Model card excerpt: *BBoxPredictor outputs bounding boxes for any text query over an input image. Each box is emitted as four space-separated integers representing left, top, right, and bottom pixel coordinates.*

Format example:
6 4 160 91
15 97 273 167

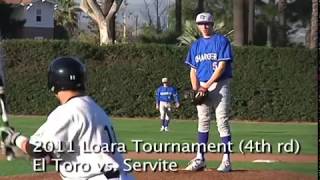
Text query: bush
1 40 317 121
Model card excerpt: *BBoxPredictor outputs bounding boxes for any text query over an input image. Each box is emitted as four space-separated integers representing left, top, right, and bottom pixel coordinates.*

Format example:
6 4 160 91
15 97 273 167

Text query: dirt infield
125 152 317 163
0 170 316 180
0 152 317 180
0 151 316 163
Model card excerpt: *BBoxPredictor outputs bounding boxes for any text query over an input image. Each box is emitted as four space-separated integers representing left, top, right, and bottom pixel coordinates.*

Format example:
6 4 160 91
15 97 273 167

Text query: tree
177 0 234 47
54 0 79 37
141 0 168 32
276 0 287 46
80 0 123 45
206 0 233 35
155 0 160 32
195 0 204 15
177 20 200 46
0 4 25 39
179 0 234 35
177 0 234 46
254 0 312 47
279 0 311 47
175 0 181 34
309 0 318 49
255 0 277 47
265 0 276 47
233 0 245 46
247 0 255 44
142 0 153 26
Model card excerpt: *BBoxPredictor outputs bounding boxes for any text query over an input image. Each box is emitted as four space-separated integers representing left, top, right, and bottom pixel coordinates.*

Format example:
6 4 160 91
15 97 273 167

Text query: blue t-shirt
185 33 233 82
156 86 179 105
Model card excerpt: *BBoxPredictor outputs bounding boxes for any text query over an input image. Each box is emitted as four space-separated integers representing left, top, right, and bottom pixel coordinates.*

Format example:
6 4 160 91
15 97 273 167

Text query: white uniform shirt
29 96 131 180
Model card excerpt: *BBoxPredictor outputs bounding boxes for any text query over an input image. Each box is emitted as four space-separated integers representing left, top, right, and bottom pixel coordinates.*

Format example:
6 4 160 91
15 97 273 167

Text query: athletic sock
221 135 232 162
164 119 170 128
161 119 165 127
196 131 209 160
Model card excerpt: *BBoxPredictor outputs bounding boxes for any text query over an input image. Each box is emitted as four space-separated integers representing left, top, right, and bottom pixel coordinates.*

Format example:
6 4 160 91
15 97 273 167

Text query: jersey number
212 61 218 70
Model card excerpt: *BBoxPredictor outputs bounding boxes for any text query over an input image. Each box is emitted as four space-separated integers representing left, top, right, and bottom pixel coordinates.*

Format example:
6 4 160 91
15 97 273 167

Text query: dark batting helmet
48 57 86 93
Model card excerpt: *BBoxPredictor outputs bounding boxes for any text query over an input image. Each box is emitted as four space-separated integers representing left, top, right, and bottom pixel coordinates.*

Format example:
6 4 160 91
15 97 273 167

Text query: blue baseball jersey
185 33 233 82
156 86 179 105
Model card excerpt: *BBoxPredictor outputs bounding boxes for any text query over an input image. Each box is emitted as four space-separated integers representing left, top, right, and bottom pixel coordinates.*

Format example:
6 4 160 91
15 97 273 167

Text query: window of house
36 9 42 22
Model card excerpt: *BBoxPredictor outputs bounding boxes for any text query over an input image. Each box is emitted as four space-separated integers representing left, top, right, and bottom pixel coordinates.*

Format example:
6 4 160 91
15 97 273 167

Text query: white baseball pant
197 78 231 137
159 101 172 121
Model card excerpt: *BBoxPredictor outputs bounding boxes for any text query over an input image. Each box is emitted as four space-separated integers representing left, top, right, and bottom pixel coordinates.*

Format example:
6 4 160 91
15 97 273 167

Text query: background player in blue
155 78 180 132
184 12 233 172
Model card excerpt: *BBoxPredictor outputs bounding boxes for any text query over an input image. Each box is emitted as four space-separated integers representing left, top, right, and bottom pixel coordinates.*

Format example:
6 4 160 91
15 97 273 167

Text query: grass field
0 115 317 177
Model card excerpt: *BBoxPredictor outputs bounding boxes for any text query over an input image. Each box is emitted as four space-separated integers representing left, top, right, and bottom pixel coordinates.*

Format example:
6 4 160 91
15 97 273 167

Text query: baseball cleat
160 126 165 132
6 154 14 161
164 127 169 132
184 158 206 171
217 160 232 172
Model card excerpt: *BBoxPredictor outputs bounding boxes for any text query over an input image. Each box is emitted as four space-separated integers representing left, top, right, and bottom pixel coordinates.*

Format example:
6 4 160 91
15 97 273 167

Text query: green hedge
1 40 317 121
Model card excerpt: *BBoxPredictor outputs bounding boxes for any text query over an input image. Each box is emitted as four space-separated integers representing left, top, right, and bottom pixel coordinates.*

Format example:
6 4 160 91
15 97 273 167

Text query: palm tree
277 0 287 46
206 0 233 36
156 0 161 32
178 0 234 46
177 20 200 46
248 0 255 44
175 0 182 34
177 20 233 46
54 0 79 37
309 0 318 49
195 0 204 15
233 0 245 46
257 0 277 47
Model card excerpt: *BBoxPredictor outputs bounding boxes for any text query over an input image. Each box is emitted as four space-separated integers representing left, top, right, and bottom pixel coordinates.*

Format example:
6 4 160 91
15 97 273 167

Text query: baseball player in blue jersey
156 78 180 132
184 12 233 172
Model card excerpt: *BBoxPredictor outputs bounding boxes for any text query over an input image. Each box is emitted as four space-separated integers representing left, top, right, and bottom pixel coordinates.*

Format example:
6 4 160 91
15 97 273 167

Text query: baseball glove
191 89 208 105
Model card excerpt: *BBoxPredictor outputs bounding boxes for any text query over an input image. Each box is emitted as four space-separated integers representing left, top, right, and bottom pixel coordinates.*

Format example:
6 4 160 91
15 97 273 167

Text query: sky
116 0 175 29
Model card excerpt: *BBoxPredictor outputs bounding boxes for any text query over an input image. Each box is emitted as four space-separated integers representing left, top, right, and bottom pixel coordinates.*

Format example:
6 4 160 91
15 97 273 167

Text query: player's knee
160 114 166 120
217 120 231 137
216 117 229 127
197 110 210 121
216 112 230 123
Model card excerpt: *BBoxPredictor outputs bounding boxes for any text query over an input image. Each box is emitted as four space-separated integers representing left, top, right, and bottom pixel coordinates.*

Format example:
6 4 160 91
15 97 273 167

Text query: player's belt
103 170 120 179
